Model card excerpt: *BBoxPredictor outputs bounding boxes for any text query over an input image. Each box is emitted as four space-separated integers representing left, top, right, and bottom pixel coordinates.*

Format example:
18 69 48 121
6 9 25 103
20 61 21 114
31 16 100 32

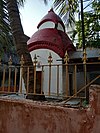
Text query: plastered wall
0 85 100 133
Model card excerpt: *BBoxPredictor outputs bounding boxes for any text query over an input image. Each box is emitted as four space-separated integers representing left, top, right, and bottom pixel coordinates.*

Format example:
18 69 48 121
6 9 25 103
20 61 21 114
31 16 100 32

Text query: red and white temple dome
27 9 76 58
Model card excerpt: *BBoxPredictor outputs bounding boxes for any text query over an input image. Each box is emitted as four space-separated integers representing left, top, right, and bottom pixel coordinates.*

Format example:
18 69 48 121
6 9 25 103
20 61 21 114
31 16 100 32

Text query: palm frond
0 0 14 53
53 0 78 27
17 0 26 7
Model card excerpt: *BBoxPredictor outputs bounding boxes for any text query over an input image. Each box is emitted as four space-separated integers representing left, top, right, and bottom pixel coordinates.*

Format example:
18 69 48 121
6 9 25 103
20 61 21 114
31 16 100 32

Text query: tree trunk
6 0 45 100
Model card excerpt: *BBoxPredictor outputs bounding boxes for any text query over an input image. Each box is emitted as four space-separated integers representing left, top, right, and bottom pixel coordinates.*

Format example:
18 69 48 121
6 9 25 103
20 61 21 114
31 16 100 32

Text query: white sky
19 0 53 37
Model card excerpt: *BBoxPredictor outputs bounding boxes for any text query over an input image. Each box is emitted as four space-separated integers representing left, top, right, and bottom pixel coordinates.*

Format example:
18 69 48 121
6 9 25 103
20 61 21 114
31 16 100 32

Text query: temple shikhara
27 9 76 57
27 9 76 95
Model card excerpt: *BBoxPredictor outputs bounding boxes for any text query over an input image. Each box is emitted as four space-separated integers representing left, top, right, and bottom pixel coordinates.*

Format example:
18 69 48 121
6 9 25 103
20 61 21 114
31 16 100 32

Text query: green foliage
51 0 100 48
53 0 78 26
0 0 14 56
75 0 100 48
0 0 25 57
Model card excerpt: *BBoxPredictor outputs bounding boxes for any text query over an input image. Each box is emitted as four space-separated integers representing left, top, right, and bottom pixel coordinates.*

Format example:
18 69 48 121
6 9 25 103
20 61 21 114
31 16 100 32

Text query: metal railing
0 52 100 104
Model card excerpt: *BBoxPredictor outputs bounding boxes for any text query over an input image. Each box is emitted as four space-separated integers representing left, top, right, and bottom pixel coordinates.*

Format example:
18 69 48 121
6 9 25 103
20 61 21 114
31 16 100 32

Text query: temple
27 9 100 96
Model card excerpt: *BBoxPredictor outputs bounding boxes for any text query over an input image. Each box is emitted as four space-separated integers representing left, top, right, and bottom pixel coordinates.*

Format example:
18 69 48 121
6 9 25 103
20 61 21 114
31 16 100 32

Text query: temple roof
37 9 65 30
27 9 76 58
28 29 76 58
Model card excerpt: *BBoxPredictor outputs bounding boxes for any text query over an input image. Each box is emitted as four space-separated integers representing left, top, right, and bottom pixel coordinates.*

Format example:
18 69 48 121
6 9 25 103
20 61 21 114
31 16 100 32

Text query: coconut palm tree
0 0 13 56
6 0 45 100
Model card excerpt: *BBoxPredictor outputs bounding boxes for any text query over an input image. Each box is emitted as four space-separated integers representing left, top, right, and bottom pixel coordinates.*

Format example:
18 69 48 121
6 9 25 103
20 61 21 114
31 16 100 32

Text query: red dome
27 9 76 58
37 9 65 31
27 28 76 58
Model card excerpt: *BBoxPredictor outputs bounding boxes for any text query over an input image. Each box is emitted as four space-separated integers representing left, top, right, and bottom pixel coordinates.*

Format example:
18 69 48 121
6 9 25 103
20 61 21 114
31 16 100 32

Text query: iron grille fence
0 55 100 104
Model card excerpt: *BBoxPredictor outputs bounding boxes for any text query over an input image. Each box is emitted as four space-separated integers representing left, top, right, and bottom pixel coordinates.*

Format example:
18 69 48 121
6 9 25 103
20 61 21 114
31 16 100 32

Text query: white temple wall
30 49 63 95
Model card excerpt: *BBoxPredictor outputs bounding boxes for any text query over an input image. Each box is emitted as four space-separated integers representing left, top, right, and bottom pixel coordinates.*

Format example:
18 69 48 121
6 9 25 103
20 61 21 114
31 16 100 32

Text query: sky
19 0 53 37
